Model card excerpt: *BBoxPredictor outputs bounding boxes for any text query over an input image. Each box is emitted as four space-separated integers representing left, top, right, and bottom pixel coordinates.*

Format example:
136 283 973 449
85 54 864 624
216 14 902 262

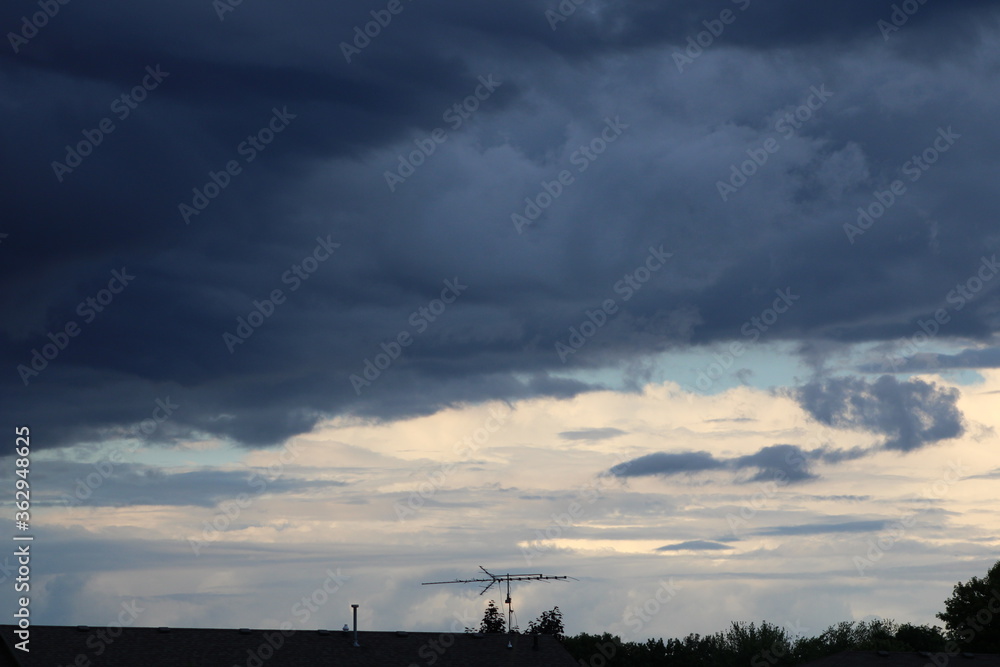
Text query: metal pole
352 604 359 647
506 575 512 634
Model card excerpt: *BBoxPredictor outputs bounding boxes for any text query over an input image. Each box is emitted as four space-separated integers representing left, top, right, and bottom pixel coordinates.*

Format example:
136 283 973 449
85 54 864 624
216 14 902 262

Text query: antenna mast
422 566 574 634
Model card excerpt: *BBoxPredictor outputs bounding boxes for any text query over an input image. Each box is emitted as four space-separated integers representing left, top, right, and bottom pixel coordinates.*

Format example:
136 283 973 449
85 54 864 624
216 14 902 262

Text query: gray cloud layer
559 427 628 441
23 460 347 509
656 540 734 551
752 520 887 536
611 373 963 484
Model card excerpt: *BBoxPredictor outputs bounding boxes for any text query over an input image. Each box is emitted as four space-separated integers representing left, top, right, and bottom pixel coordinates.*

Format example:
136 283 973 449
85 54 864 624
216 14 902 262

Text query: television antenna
422 566 574 634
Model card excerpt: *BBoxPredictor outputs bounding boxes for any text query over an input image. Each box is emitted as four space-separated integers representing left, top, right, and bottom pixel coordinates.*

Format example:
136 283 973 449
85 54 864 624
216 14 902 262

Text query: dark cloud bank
1 0 998 450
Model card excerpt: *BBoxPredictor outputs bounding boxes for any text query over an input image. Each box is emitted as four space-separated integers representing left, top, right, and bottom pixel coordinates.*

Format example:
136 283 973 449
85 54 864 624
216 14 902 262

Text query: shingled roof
0 625 579 667
797 650 1000 667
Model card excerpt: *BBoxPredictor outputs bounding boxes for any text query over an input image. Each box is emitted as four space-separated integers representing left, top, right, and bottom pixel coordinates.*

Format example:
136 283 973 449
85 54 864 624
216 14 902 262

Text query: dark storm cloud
733 444 818 483
559 427 627 441
609 443 869 483
2 0 999 449
793 375 964 451
656 540 733 551
610 451 725 477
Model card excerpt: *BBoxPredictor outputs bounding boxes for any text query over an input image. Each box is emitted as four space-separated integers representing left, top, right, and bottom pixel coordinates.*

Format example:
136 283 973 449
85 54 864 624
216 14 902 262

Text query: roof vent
317 629 329 635
76 626 89 632
157 627 170 633
239 628 252 634
396 631 409 637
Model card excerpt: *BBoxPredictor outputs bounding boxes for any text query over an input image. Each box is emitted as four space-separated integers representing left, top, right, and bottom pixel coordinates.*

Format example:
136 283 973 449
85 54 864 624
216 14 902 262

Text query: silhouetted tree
526 606 564 638
894 622 946 652
937 559 1000 652
791 619 913 662
465 599 506 634
724 621 795 667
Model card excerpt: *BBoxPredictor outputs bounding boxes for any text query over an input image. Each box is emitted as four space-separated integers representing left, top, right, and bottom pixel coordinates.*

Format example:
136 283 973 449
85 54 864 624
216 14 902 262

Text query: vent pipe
352 604 360 647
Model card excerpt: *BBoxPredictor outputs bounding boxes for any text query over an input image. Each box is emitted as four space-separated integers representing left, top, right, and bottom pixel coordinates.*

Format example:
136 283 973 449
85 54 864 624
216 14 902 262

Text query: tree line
468 560 1000 665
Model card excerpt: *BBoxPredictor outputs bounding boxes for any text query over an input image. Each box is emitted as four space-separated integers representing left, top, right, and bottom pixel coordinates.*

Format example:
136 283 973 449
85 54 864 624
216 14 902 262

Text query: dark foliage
465 600 506 634
563 618 950 666
937 560 1000 652
527 606 565 638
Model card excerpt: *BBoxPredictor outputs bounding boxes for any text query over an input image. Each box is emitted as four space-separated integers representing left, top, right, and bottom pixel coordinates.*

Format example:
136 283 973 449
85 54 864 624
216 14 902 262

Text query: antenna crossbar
421 566 574 634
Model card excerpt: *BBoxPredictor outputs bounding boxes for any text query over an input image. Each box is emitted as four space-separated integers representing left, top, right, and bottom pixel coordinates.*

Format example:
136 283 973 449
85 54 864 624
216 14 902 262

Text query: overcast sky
2 0 999 643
